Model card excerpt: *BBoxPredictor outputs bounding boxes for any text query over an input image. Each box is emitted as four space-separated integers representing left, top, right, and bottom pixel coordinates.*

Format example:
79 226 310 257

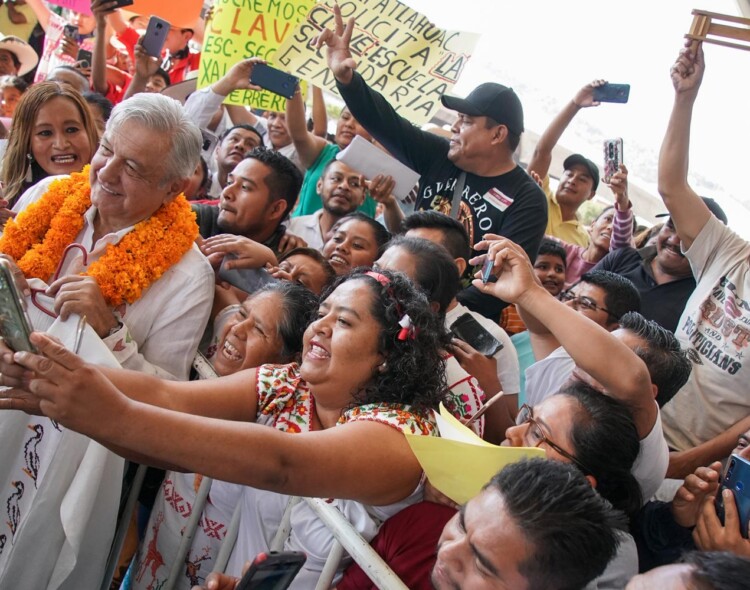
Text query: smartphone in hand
715 454 750 538
593 83 630 104
218 255 277 294
0 260 36 353
450 312 503 357
603 138 623 184
142 16 170 58
76 48 93 68
250 63 299 99
236 551 307 590
62 24 79 39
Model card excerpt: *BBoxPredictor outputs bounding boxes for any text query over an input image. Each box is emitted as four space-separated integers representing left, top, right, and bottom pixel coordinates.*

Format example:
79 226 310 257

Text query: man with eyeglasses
593 198 727 333
474 238 688 504
524 269 640 409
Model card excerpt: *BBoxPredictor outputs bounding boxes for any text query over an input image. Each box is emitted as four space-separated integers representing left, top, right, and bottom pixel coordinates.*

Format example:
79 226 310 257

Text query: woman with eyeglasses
472 235 658 589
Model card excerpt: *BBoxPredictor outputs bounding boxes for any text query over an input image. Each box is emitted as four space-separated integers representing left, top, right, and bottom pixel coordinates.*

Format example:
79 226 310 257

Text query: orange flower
0 166 198 307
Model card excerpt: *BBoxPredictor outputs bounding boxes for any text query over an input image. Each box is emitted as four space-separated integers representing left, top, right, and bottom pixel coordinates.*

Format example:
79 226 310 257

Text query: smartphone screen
450 312 503 357
0 262 36 353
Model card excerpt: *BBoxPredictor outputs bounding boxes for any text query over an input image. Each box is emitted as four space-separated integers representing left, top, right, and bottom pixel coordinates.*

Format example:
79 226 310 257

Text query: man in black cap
314 5 547 320
527 79 629 247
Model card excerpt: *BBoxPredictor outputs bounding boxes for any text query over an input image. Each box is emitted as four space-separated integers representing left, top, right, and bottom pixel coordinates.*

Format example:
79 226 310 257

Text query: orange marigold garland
0 166 198 307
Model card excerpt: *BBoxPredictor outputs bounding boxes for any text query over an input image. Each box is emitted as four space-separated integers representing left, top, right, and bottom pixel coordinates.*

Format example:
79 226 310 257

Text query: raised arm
285 87 328 168
473 236 656 438
311 85 329 138
658 42 712 250
24 0 51 32
90 0 113 95
527 80 605 179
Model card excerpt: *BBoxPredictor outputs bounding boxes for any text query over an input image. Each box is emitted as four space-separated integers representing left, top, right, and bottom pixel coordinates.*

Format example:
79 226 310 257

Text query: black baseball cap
564 154 600 192
656 196 728 225
441 83 524 136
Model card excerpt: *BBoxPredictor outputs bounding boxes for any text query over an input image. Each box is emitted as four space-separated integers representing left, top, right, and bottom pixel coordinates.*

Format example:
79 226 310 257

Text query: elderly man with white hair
0 92 213 588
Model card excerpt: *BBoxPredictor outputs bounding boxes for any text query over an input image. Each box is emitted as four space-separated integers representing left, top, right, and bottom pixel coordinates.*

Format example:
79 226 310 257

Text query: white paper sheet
336 135 420 201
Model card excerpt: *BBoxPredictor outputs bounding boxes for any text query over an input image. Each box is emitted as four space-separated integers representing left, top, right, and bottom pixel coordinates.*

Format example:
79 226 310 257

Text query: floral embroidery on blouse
254 363 437 436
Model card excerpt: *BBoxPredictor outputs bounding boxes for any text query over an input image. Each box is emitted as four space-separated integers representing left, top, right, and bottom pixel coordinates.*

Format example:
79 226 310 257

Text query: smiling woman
0 82 98 211
2 269 452 588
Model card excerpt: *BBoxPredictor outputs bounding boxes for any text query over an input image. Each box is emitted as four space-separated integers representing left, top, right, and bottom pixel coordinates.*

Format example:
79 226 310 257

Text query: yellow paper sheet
405 435 545 505
405 402 545 504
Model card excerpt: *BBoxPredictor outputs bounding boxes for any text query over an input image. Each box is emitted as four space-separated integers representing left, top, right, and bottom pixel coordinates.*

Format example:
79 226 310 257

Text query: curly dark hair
320 269 449 414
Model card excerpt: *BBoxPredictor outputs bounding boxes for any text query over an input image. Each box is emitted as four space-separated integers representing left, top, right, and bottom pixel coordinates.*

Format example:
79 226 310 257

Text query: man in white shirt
287 160 365 251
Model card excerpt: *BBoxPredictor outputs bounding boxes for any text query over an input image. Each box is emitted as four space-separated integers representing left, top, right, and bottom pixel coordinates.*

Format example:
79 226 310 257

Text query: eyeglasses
515 404 592 475
559 289 618 320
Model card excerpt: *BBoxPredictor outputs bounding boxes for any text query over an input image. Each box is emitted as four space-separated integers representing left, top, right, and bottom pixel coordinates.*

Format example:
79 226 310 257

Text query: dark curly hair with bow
320 268 450 414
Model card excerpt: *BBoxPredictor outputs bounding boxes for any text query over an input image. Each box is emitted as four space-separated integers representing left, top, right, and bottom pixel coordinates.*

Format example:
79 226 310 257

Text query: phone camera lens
156 24 163 29
737 482 745 493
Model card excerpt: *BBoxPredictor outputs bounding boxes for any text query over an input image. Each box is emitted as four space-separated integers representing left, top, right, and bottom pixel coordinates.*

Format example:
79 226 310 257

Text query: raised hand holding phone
142 16 170 58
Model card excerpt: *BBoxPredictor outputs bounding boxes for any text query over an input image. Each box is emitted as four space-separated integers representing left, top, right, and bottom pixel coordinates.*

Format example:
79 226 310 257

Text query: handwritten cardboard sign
275 0 479 124
198 0 315 112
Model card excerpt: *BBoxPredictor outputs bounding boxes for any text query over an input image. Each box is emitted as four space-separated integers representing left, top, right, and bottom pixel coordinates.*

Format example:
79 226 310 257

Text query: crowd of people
0 1 748 589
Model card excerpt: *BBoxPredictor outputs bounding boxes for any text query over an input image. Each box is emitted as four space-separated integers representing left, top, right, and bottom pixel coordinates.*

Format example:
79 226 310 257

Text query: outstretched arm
527 80 605 179
658 42 712 250
9 334 421 505
472 236 656 438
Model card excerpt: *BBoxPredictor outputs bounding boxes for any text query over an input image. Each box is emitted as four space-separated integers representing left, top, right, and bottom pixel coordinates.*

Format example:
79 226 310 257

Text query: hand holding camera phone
450 312 504 357
592 83 630 104
250 63 299 99
715 454 750 538
0 260 36 353
218 255 277 294
236 551 307 590
603 138 623 184
142 16 170 58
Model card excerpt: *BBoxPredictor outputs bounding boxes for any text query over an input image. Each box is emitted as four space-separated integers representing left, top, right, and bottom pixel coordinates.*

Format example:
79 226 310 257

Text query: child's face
533 254 566 296
1 87 22 117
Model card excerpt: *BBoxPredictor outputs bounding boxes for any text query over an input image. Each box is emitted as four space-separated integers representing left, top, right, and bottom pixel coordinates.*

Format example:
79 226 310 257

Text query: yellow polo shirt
543 174 590 247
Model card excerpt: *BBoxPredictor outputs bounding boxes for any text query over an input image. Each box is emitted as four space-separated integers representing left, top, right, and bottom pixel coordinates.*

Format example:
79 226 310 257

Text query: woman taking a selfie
2 269 450 588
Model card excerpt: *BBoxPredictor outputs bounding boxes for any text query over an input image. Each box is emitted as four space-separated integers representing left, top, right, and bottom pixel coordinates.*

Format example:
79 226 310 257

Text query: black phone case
450 312 503 357
593 83 630 104
250 64 299 99
236 551 307 590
